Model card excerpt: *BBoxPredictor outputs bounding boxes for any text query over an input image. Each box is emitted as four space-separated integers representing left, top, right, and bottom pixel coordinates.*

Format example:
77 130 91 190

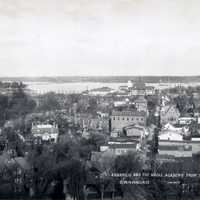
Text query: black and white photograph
1 0 200 199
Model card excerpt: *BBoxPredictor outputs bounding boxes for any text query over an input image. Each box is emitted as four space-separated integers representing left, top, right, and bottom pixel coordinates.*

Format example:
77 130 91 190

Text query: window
127 118 129 121
122 118 124 120
113 117 115 120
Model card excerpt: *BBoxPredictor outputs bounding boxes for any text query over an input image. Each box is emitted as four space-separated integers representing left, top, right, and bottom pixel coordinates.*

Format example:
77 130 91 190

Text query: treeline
0 87 36 126
0 81 26 89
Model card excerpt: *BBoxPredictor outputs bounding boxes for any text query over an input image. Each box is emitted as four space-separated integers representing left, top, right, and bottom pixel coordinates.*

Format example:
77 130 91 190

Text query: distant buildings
31 123 59 143
111 110 147 131
88 87 115 96
129 82 155 96
117 80 155 97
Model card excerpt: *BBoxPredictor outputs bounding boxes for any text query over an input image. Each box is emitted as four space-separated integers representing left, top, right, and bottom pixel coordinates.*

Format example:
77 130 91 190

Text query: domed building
129 80 155 96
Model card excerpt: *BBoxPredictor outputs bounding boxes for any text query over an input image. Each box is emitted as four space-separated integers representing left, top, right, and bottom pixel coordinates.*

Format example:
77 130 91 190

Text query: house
31 123 59 143
159 131 183 141
160 104 180 125
111 110 147 131
134 96 148 113
163 123 190 137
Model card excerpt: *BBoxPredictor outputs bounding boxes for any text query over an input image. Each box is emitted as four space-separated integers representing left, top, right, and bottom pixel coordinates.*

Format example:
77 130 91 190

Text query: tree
114 153 142 173
67 159 86 200
0 94 8 125
37 92 61 111
87 133 107 151
28 146 57 196
113 153 147 200
7 87 36 119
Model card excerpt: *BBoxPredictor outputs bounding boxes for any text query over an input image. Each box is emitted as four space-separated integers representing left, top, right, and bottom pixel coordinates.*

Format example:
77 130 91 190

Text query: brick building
111 110 146 131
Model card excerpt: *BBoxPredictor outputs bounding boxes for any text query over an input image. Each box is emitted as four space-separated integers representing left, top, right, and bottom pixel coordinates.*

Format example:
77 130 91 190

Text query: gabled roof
161 104 179 115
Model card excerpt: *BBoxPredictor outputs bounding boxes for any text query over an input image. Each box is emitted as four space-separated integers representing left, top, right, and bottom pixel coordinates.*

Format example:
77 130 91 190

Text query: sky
1 0 200 77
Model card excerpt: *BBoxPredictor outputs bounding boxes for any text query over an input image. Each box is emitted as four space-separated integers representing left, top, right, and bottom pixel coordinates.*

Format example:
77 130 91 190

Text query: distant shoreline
1 76 200 83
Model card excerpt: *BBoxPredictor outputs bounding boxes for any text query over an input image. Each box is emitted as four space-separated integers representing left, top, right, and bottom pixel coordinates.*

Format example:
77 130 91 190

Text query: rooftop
123 124 145 131
159 143 192 149
112 110 146 117
32 123 59 134
109 143 137 149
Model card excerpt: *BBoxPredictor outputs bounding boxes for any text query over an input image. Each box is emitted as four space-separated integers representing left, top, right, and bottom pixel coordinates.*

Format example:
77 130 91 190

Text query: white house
31 124 59 143
159 131 183 141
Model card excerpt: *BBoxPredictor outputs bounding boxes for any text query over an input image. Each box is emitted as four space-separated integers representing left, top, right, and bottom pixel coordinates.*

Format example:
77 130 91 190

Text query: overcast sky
1 0 200 76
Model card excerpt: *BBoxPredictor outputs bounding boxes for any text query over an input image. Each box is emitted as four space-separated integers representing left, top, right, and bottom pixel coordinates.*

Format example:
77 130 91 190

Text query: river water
25 81 200 94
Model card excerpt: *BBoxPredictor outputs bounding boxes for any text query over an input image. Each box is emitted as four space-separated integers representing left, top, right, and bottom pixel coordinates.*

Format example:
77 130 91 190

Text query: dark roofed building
100 142 138 156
